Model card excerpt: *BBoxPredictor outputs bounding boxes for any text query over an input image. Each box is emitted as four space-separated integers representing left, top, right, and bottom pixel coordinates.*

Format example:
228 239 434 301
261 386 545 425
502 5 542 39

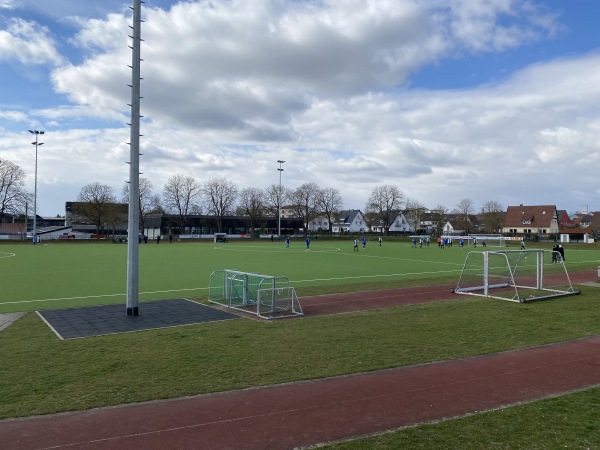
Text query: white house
370 211 414 233
388 212 413 233
332 210 367 233
307 214 331 232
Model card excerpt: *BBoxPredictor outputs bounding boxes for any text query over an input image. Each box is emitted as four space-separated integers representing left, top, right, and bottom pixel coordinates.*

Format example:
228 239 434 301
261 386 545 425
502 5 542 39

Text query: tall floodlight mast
126 0 144 316
277 160 285 238
28 130 44 244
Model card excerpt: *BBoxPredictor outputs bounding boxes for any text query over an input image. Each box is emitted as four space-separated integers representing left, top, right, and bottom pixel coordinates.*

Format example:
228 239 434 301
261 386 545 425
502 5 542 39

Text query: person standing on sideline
520 239 525 250
169 234 173 243
552 244 559 263
285 236 290 248
305 236 310 250
156 235 161 244
353 238 359 252
558 245 565 262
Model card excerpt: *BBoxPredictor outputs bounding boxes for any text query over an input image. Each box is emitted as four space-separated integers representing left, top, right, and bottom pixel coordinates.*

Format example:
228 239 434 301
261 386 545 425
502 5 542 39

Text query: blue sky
1 0 600 216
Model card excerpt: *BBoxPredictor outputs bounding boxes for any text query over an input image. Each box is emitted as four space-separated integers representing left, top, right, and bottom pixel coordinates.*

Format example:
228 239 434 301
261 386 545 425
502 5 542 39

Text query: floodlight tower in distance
277 160 285 239
28 130 44 244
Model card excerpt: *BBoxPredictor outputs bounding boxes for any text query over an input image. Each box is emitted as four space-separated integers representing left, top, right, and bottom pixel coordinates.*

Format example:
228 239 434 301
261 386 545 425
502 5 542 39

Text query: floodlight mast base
126 0 143 317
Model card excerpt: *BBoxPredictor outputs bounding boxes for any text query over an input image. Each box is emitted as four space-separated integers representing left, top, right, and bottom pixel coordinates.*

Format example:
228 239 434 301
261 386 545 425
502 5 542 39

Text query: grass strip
325 386 600 449
1 289 599 419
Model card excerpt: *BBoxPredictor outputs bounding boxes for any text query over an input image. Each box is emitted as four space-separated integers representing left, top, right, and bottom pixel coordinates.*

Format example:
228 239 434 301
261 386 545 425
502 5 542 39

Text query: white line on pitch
0 287 209 306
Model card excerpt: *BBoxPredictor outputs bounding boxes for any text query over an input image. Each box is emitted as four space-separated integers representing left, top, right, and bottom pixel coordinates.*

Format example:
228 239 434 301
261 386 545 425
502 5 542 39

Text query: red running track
1 271 598 449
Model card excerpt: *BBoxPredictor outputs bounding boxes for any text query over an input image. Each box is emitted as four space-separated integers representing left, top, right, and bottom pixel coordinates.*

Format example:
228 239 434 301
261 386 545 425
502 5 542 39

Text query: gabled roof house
370 211 414 233
332 210 366 233
502 205 559 235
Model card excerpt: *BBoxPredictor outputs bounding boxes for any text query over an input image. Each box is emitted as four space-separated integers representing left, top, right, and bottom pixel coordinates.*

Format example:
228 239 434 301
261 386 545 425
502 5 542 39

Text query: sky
1 0 599 217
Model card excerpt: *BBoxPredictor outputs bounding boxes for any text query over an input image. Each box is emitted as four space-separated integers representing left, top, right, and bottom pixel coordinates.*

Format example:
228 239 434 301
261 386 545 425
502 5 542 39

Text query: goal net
453 249 580 302
208 269 303 319
468 234 506 247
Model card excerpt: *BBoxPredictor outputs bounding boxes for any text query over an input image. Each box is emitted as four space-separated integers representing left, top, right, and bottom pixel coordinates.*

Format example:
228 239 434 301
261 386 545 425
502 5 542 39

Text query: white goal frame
452 249 580 303
468 234 506 247
208 269 303 319
257 286 303 319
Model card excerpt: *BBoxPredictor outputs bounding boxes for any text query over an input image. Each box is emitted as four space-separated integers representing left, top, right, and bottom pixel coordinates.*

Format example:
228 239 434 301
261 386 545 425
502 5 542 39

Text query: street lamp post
277 160 285 239
28 130 44 244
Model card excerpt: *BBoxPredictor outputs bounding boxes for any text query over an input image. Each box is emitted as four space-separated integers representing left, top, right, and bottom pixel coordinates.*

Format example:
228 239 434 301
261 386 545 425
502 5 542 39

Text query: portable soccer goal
468 234 506 247
452 249 580 302
208 269 303 319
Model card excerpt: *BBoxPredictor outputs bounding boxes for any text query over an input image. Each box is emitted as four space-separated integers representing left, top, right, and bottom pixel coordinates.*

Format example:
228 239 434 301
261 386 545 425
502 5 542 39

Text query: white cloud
441 0 564 53
3 0 600 216
0 0 18 10
0 18 64 65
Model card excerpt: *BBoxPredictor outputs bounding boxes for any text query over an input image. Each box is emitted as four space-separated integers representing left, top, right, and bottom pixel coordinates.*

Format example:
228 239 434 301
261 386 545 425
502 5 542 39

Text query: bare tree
75 182 118 233
264 183 291 218
456 198 475 234
162 174 201 234
0 158 29 220
237 187 265 236
430 204 448 236
202 177 238 233
365 185 404 235
404 197 426 234
291 182 321 237
122 177 161 233
316 187 343 234
362 208 379 233
480 200 505 233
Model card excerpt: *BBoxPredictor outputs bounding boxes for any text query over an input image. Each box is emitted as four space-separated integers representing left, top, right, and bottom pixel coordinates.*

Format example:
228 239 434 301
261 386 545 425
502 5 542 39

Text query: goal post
453 249 580 302
208 269 303 319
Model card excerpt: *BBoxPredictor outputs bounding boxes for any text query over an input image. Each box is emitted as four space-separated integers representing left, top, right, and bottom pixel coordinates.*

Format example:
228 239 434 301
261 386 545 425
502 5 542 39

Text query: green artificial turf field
1 238 600 448
1 239 599 313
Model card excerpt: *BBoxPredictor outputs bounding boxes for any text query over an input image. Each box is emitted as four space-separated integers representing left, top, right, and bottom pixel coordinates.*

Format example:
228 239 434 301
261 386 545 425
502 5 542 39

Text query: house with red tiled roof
556 210 573 229
501 205 559 236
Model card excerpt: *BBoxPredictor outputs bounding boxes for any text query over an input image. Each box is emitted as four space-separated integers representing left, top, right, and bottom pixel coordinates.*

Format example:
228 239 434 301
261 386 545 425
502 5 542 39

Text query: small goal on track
208 269 303 319
452 249 580 303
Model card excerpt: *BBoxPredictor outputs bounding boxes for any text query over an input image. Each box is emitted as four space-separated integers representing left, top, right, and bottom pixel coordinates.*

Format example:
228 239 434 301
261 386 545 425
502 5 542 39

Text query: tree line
73 175 505 236
0 157 505 236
